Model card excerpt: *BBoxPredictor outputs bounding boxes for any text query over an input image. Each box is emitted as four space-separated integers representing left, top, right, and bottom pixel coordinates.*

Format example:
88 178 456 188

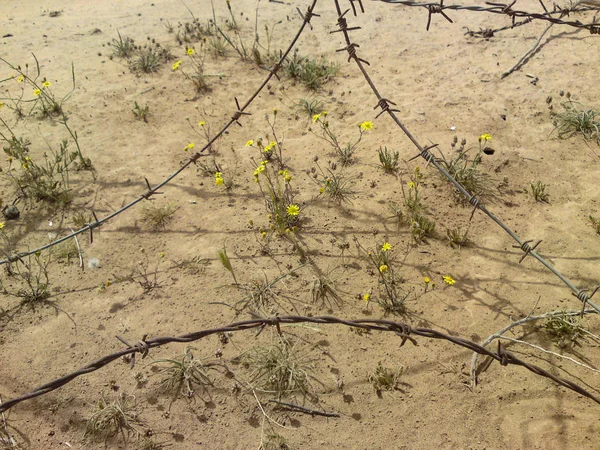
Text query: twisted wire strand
1 314 599 413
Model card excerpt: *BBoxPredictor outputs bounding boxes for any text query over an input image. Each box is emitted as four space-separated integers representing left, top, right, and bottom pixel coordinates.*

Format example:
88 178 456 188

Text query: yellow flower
245 140 254 147
187 48 195 55
254 165 265 176
183 142 194 151
33 89 41 96
215 176 224 186
273 108 278 115
443 275 456 286
312 113 321 123
319 187 325 194
286 204 300 217
408 181 415 189
158 252 165 258
22 162 29 169
17 75 24 83
379 264 388 273
198 121 206 127
261 231 267 238
42 81 51 88
424 277 431 284
363 293 370 303
479 133 492 142
359 121 374 131
261 160 269 166
263 141 276 152
172 60 182 71
0 222 4 229
381 242 392 252
322 111 328 116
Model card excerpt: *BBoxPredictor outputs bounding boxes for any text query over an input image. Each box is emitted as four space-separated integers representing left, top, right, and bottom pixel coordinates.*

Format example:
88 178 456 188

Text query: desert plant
172 47 210 95
446 227 470 249
529 181 549 203
309 159 357 204
283 49 339 91
84 394 144 442
294 97 324 119
217 243 237 284
543 313 588 349
140 202 178 230
548 92 600 143
589 216 600 234
310 267 343 309
53 238 80 263
243 337 316 399
132 102 150 122
130 42 173 73
368 361 404 394
0 252 52 306
437 135 496 203
153 347 217 401
311 113 372 166
108 31 136 58
378 146 399 173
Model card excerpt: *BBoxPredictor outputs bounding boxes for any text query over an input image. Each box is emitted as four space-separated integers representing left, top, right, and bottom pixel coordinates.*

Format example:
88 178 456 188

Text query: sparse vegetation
132 101 150 122
378 146 399 173
243 337 316 399
543 313 588 349
589 215 600 234
140 202 178 230
84 394 144 442
153 347 217 401
283 49 339 91
548 92 600 144
368 361 404 394
529 180 549 203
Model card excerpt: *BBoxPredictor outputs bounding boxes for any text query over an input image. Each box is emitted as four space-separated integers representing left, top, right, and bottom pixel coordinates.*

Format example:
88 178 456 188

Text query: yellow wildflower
261 160 269 166
199 121 206 127
33 89 41 96
322 111 328 116
381 242 392 252
273 108 278 115
363 293 370 303
215 176 224 186
408 181 415 189
286 204 300 217
479 133 492 142
172 60 182 71
17 75 24 83
312 113 321 123
424 277 431 284
0 222 4 229
359 121 374 131
187 48 195 55
261 231 267 238
443 275 456 286
158 252 165 258
379 264 388 273
42 81 51 88
22 162 28 169
245 140 254 147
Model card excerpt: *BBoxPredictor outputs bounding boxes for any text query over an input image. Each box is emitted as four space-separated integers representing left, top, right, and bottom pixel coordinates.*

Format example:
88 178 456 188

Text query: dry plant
84 394 144 442
437 135 497 204
309 158 357 204
242 336 317 399
368 361 404 395
310 266 343 309
153 347 217 401
140 202 178 230
446 227 470 249
542 313 588 349
0 252 52 306
132 101 150 122
547 92 600 144
529 180 549 203
52 238 80 263
589 215 600 234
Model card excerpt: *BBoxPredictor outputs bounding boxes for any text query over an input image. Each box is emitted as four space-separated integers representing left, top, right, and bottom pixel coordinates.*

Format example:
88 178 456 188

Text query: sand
1 0 600 448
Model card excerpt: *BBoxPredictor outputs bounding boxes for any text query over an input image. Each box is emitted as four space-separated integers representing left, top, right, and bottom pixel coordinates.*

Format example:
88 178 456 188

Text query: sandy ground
1 0 600 448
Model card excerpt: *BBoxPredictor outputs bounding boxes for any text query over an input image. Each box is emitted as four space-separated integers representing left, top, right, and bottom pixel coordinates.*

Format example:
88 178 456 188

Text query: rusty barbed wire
0 0 321 265
378 0 600 33
332 0 600 314
463 2 599 37
1 314 599 413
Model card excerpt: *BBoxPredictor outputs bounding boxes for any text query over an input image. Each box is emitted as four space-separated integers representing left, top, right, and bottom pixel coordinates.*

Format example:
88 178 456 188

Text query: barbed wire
1 313 599 413
378 0 600 33
332 0 600 313
0 0 320 266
